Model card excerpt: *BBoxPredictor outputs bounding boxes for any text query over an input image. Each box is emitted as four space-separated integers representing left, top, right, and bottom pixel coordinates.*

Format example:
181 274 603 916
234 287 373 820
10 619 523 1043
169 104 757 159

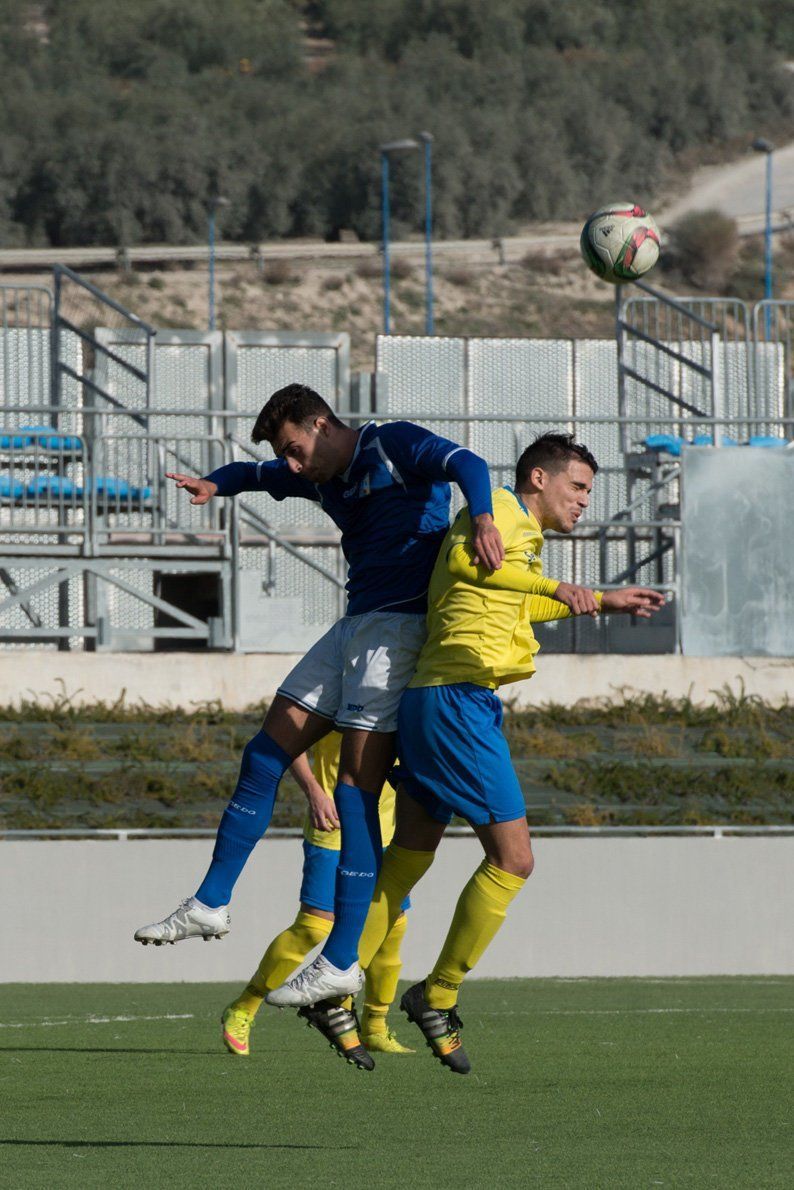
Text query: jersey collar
506 485 542 532
340 421 376 482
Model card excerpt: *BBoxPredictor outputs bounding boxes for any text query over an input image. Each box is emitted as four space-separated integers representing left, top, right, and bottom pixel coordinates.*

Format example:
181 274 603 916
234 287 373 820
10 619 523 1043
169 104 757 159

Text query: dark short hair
251 383 343 444
515 432 598 487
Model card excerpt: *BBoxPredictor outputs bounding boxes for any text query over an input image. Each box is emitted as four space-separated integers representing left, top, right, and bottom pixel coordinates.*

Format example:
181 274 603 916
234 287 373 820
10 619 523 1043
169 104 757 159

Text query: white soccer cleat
134 897 230 945
265 954 364 1007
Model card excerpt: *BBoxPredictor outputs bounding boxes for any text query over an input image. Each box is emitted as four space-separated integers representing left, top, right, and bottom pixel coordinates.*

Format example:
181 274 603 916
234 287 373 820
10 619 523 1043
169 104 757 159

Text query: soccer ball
580 203 661 284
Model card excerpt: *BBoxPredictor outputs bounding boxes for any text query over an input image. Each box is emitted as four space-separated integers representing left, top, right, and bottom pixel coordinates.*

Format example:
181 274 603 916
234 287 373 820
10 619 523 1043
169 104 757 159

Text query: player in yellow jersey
353 433 664 1073
221 731 413 1069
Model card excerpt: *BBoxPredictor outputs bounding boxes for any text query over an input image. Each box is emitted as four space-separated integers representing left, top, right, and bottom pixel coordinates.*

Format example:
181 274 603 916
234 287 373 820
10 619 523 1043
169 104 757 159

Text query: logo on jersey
342 473 371 499
346 702 365 712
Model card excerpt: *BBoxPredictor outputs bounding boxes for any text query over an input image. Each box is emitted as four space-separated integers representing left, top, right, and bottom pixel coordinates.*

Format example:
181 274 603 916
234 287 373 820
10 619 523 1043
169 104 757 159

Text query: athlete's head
251 384 353 483
515 432 598 533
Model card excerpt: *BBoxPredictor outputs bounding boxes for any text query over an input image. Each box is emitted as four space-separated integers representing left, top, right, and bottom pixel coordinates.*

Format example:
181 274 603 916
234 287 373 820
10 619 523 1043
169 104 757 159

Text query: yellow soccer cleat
362 1026 415 1055
221 1003 255 1057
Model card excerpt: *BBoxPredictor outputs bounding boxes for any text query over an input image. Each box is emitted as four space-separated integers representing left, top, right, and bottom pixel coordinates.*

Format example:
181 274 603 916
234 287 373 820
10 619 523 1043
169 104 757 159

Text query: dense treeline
0 0 792 247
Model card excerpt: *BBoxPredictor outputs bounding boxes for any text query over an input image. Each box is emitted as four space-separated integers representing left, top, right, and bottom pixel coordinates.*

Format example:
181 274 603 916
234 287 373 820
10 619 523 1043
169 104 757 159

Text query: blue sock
322 783 382 971
195 730 292 908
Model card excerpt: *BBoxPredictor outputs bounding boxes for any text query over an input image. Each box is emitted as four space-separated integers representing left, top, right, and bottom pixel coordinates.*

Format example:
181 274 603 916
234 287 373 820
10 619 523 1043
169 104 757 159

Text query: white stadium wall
2 837 792 982
2 651 794 709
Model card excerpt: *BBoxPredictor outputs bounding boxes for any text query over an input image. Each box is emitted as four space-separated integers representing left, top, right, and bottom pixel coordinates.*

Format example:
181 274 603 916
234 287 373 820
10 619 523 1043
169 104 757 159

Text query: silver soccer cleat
134 897 230 945
265 954 364 1007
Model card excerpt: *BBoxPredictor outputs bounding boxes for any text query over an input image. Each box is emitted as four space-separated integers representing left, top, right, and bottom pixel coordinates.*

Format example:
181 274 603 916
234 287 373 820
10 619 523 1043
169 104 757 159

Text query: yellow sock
364 912 408 1015
426 861 526 1010
359 845 435 968
244 910 333 1006
361 1005 388 1036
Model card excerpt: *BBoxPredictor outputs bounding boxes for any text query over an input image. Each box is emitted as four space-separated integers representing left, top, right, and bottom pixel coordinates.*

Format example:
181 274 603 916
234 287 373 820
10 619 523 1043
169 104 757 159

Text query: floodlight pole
752 138 774 338
419 131 434 335
208 196 230 332
379 139 419 335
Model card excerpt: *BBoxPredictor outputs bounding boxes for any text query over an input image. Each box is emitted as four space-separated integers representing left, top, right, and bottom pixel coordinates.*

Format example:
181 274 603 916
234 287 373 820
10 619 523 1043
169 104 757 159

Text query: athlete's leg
320 727 395 971
195 698 332 908
425 817 532 1010
135 699 333 945
358 788 445 968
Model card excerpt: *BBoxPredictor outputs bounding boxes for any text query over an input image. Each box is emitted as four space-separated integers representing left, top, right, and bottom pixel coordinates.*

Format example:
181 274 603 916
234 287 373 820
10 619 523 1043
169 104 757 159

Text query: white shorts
277 610 427 733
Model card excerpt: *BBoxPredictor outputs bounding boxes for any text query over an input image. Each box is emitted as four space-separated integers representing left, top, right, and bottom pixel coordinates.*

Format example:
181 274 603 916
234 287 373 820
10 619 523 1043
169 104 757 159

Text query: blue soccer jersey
206 420 492 616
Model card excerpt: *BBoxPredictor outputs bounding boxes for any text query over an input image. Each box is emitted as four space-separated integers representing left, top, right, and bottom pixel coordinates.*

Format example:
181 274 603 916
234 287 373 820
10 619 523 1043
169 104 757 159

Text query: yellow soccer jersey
303 730 397 850
409 486 585 690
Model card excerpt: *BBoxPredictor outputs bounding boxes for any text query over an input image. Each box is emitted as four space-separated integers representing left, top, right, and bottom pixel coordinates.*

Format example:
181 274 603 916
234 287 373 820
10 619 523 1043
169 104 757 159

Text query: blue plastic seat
690 434 740 448
26 476 81 499
85 477 152 501
0 477 24 500
0 425 83 452
747 435 788 448
644 434 685 457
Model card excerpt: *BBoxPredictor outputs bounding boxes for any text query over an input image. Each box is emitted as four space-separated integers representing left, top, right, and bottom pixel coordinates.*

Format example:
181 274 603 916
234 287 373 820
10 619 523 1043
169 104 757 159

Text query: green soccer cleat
399 981 471 1074
298 999 375 1071
221 1003 255 1056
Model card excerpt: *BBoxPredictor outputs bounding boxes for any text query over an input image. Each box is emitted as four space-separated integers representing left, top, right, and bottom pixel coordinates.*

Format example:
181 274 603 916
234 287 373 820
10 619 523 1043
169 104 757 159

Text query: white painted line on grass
0 1012 195 1030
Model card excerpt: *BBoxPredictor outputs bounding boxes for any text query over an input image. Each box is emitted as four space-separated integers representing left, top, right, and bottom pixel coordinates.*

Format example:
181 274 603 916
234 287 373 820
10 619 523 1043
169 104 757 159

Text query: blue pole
423 136 434 335
208 208 216 332
381 152 391 335
764 150 773 337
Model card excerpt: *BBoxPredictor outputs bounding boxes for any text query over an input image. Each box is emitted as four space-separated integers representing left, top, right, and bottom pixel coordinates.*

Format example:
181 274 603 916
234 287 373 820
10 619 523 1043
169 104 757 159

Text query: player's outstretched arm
378 422 504 568
165 472 218 505
447 543 599 612
290 752 340 832
600 587 665 618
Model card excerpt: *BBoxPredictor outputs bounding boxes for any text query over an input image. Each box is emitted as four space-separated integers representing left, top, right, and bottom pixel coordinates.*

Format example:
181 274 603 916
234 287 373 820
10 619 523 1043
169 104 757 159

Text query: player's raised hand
471 513 505 570
165 472 218 505
601 587 665 618
554 581 600 617
306 786 341 832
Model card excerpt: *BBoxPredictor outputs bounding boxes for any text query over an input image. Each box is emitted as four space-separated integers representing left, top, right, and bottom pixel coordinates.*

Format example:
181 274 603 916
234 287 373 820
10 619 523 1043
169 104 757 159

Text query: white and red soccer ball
580 203 661 284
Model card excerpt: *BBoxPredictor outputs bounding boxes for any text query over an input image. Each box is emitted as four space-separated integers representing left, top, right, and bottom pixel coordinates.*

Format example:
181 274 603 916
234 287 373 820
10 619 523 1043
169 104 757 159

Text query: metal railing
2 825 790 840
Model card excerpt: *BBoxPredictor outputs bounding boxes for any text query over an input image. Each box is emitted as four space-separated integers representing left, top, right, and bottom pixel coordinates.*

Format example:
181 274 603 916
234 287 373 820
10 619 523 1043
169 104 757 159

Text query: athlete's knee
489 844 534 880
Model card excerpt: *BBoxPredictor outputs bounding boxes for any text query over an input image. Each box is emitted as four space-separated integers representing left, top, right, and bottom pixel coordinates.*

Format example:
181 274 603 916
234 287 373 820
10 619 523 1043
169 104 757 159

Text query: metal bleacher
0 267 790 654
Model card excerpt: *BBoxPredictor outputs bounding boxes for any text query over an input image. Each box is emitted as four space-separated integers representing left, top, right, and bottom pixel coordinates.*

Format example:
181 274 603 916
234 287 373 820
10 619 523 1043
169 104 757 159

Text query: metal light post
419 131 434 335
752 138 774 337
379 139 419 335
208 195 230 331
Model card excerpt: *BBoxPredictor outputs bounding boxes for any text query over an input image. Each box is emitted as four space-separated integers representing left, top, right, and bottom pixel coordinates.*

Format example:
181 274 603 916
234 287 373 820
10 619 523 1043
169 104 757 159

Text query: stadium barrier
1 275 792 654
2 833 791 981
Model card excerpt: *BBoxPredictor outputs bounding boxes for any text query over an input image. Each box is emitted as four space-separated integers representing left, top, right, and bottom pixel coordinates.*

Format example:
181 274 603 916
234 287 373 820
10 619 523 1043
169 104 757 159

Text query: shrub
390 256 413 280
668 209 739 290
264 259 295 286
445 265 474 287
355 257 382 280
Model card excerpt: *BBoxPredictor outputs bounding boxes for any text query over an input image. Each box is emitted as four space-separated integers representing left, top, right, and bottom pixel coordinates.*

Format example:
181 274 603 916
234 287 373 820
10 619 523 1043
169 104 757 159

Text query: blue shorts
396 684 526 827
299 840 410 914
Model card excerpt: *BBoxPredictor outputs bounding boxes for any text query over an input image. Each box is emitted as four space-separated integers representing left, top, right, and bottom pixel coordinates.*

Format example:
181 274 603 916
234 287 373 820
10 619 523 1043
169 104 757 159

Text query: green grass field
2 979 791 1188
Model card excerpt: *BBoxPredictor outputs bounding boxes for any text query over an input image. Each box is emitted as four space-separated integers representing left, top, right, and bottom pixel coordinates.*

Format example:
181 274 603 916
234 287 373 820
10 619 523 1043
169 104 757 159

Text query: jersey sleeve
446 498 560 597
204 458 320 502
527 590 603 622
377 421 493 517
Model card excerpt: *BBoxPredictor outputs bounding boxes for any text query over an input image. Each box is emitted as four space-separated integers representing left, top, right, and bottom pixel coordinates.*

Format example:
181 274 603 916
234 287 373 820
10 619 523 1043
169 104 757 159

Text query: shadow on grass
0 1139 354 1151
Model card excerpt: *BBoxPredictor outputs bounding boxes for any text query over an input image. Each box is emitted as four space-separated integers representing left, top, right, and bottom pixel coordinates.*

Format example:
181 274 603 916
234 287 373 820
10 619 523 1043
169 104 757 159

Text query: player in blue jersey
133 383 508 1007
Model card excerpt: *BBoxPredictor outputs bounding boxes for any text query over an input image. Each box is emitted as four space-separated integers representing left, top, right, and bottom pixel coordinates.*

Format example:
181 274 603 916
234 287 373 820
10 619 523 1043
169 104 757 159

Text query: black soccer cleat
400 981 471 1074
297 999 375 1071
